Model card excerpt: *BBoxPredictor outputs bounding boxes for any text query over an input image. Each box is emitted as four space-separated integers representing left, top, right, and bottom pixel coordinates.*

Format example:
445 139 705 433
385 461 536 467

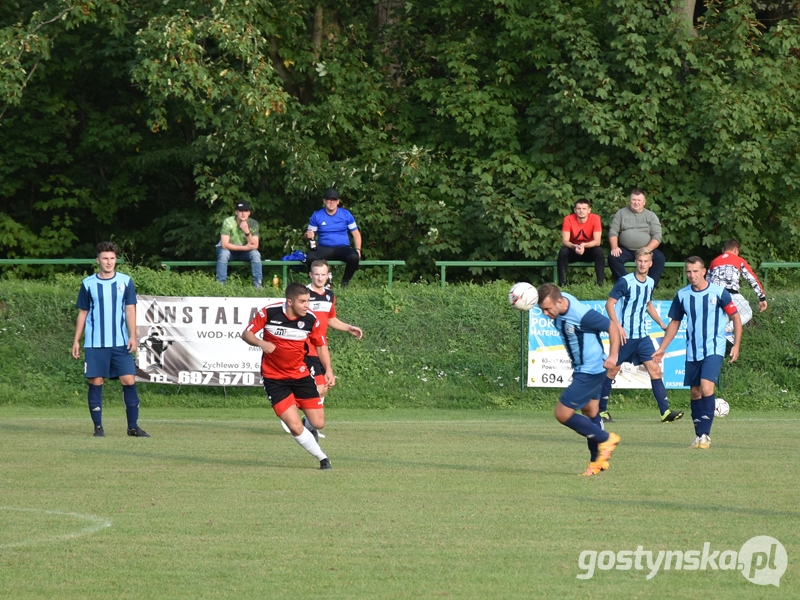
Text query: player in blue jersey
304 189 362 287
537 283 622 476
599 248 684 424
72 242 149 438
652 257 741 449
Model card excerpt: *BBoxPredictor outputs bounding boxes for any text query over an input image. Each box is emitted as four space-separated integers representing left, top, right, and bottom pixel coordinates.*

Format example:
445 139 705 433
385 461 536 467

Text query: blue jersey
552 293 611 375
667 283 737 361
77 272 137 348
308 207 358 247
609 273 654 340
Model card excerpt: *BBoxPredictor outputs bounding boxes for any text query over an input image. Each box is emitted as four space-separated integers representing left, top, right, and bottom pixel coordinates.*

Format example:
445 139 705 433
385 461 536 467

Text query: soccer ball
509 282 538 311
714 398 730 417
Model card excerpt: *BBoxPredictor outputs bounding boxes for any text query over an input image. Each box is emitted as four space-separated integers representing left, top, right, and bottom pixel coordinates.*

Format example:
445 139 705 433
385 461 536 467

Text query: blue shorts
559 371 607 410
617 337 656 366
84 346 136 379
684 355 724 387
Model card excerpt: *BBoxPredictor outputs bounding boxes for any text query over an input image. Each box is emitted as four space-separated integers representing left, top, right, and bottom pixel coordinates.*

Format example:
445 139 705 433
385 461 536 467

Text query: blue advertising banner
526 300 688 390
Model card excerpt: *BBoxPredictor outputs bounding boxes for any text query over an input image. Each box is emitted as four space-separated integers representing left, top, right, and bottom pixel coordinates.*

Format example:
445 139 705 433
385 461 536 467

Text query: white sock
293 428 327 460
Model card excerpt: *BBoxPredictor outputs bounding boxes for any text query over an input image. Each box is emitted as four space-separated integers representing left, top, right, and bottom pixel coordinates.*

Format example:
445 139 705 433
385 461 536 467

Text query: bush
0 270 798 410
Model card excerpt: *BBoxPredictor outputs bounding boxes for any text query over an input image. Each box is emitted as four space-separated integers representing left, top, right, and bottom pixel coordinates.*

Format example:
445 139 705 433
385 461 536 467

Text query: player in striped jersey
243 282 335 469
652 257 742 449
72 242 149 438
599 248 684 423
537 284 622 476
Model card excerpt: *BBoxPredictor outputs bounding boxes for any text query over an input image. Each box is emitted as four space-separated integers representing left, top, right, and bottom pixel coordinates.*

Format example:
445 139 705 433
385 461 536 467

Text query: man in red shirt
242 282 335 469
557 199 605 286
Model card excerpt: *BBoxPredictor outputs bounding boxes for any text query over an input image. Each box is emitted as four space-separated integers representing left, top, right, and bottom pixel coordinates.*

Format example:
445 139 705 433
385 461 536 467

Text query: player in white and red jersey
707 239 767 342
242 282 335 469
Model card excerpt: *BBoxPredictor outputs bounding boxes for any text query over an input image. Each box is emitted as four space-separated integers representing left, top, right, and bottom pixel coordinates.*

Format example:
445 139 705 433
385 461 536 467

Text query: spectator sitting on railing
707 239 767 343
304 189 361 288
216 201 262 289
608 188 666 287
557 198 605 286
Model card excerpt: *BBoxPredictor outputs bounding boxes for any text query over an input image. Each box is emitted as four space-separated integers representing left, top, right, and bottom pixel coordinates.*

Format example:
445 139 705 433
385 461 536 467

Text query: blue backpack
281 250 307 271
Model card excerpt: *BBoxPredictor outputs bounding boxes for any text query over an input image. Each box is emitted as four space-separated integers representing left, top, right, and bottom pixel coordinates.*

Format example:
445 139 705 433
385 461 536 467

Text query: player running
537 284 622 476
653 257 742 450
279 259 363 439
243 282 335 469
598 248 684 424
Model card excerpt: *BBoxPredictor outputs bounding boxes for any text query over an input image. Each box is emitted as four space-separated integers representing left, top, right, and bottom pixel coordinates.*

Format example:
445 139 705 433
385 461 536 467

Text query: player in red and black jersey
242 282 335 469
306 260 363 394
275 260 364 440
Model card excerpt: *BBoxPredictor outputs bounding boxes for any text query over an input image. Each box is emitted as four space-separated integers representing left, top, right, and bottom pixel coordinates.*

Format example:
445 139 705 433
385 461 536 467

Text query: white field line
0 507 111 550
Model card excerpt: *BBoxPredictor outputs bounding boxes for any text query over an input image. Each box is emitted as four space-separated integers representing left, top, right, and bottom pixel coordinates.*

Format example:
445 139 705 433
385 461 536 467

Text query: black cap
323 189 339 200
235 201 251 211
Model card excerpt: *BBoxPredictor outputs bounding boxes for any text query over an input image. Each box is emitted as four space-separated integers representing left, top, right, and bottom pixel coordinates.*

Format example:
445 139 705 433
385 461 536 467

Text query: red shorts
262 376 323 416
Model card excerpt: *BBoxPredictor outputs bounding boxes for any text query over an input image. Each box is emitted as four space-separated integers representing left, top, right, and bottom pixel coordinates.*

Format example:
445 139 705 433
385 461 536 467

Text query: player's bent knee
554 403 573 424
645 362 662 380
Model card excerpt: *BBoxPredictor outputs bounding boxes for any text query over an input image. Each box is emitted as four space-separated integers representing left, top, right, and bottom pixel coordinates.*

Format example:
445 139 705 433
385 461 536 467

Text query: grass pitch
0 406 798 599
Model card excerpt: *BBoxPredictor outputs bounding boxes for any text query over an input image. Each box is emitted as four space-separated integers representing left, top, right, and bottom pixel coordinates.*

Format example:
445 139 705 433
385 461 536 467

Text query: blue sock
700 394 715 436
691 398 702 436
88 384 103 427
123 384 140 429
564 414 610 443
651 379 669 415
586 413 603 461
599 377 613 412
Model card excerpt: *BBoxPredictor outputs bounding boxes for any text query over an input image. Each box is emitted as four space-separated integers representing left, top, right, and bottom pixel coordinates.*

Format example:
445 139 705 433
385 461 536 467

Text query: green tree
3 0 800 279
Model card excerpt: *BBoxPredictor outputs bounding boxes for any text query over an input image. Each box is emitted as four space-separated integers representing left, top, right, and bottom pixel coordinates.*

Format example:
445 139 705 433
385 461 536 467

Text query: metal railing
160 260 406 289
435 260 688 287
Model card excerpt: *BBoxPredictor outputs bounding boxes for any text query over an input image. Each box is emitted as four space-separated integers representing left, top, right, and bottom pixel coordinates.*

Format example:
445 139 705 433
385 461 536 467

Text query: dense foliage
2 1 800 278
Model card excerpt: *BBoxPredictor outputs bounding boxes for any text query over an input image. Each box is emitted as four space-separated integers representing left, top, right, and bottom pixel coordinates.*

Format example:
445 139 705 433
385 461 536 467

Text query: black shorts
304 355 326 384
262 376 321 415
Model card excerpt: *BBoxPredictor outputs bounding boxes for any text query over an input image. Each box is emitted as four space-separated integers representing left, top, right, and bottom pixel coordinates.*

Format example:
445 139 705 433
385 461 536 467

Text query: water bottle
309 238 317 250
272 275 280 288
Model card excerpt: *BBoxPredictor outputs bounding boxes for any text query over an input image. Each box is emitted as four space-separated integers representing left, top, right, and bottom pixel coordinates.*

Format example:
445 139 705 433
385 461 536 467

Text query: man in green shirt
216 201 263 288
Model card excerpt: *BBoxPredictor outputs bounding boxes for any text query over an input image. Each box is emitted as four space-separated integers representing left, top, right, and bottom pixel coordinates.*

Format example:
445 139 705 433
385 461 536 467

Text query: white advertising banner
134 295 277 386
526 300 689 390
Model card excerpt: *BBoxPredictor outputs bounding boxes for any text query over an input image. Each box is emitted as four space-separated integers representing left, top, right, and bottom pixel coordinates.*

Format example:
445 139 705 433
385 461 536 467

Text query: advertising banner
135 295 277 386
526 300 688 390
